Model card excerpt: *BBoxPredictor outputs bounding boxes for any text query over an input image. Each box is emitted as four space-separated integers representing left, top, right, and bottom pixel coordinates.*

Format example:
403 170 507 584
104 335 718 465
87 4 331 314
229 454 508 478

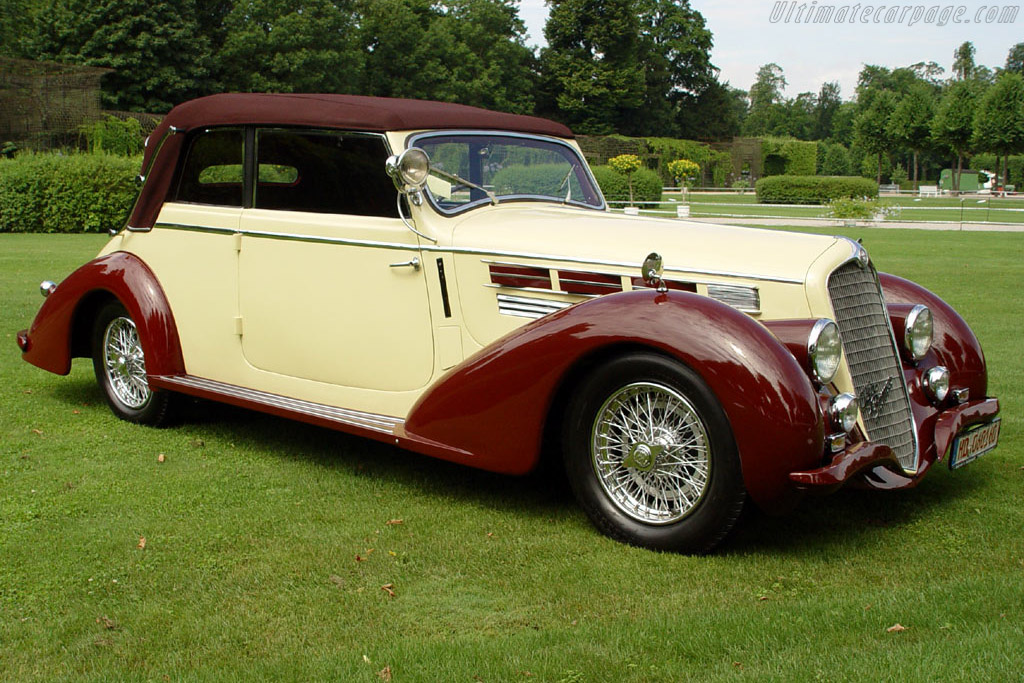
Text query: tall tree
931 79 981 190
973 72 1024 188
217 0 363 95
742 63 786 136
677 78 740 141
953 41 977 80
814 81 841 140
631 0 715 136
888 83 936 186
1005 43 1024 75
27 0 213 111
538 0 644 134
853 89 898 183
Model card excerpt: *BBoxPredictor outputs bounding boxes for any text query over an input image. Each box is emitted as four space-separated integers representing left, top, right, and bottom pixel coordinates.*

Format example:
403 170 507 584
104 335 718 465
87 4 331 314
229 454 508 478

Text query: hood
448 205 843 286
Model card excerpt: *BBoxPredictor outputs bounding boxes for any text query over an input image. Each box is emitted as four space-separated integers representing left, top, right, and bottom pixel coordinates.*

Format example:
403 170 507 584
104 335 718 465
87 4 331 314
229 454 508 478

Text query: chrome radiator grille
828 261 918 471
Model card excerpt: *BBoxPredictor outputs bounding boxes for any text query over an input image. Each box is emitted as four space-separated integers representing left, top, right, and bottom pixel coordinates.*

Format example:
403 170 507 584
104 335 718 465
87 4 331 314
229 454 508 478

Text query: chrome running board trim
152 375 403 434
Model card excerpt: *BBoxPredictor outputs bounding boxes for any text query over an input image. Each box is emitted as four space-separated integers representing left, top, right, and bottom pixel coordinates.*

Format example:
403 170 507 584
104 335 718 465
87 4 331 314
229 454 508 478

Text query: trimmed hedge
591 165 663 204
755 175 878 205
0 152 141 233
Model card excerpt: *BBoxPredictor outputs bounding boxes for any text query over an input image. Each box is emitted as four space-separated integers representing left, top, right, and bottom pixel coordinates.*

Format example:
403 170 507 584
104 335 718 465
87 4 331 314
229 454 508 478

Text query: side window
173 129 244 206
254 129 398 218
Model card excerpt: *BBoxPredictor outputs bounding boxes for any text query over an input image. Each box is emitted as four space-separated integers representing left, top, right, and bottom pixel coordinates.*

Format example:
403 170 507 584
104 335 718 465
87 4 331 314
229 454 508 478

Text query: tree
743 63 786 136
972 72 1024 188
814 81 841 140
677 79 741 141
631 0 715 136
853 89 898 183
217 0 363 95
1006 43 1024 75
888 84 936 186
26 0 213 111
931 79 981 190
953 41 977 80
538 0 644 134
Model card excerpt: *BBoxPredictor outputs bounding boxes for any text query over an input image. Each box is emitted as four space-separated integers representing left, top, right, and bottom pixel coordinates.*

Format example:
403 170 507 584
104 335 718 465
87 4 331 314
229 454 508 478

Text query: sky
518 0 1022 101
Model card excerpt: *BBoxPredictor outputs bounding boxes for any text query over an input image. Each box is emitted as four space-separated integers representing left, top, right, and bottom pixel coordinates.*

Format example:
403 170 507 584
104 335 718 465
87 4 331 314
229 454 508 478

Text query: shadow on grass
52 374 989 555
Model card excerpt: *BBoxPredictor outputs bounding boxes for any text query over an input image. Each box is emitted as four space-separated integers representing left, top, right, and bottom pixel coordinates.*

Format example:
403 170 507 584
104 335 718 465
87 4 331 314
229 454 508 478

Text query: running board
150 375 404 436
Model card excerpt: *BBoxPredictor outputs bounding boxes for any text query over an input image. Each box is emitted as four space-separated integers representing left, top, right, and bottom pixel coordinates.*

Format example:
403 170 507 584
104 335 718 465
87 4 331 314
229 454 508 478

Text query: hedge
591 165 663 204
761 137 818 177
755 175 878 204
0 152 141 233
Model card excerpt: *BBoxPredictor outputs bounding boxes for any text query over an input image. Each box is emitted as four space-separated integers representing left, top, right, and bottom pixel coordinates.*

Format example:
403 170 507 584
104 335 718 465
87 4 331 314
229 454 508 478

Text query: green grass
648 192 1024 224
2 233 1022 681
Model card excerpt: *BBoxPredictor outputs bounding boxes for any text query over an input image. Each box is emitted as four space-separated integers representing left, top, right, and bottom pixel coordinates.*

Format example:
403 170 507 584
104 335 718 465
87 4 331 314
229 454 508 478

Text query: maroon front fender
19 252 184 377
880 272 987 399
402 290 824 512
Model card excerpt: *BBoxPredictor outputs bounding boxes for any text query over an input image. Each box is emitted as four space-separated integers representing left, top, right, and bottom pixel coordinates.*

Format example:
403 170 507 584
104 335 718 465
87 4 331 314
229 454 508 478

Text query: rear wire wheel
563 353 746 553
92 301 174 426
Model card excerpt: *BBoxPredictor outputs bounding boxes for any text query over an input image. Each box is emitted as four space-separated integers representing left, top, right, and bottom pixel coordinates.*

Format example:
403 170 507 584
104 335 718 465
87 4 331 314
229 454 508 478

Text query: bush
0 152 141 233
755 175 878 204
591 165 662 204
79 115 144 156
761 137 818 176
827 197 898 220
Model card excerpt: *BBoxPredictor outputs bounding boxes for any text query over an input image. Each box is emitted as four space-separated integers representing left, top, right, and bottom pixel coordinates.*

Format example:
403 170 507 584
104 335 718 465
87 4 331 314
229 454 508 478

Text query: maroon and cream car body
18 94 1000 552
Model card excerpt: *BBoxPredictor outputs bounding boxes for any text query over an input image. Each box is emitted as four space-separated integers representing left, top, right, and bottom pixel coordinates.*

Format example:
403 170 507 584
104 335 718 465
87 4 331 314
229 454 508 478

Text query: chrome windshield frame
406 130 607 215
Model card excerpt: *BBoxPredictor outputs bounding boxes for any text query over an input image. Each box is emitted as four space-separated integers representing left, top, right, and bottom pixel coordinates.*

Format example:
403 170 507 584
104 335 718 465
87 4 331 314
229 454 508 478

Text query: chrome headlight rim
808 318 842 385
904 304 933 361
386 147 431 191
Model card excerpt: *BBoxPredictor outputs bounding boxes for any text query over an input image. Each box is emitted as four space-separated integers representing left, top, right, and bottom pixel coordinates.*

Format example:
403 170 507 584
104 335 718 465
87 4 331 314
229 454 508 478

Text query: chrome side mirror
642 252 667 293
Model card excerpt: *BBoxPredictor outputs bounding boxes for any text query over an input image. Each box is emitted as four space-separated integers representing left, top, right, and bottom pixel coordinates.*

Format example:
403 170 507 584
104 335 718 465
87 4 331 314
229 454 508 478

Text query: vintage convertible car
18 94 1000 553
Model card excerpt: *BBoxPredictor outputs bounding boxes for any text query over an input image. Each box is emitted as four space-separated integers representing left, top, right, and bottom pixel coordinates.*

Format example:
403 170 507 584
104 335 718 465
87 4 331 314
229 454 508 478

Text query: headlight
808 319 842 384
386 147 430 190
830 393 859 433
922 366 950 403
904 304 933 361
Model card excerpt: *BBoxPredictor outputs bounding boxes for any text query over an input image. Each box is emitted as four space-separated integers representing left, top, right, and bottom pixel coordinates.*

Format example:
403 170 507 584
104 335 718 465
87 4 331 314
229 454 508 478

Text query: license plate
949 419 1000 470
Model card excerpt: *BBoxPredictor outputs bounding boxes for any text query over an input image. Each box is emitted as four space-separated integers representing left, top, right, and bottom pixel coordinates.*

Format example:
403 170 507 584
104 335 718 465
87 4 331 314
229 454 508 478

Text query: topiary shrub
0 152 141 233
591 165 662 204
755 175 878 204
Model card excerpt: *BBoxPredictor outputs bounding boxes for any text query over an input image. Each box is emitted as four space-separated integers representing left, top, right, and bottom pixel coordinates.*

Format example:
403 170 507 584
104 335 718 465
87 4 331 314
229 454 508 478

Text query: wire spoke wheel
563 353 745 553
92 301 174 426
591 382 710 525
102 316 151 409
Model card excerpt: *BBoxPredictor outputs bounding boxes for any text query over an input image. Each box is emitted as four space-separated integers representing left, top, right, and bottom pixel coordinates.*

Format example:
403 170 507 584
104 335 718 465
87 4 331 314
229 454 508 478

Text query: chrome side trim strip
496 294 572 319
153 221 804 284
153 375 403 434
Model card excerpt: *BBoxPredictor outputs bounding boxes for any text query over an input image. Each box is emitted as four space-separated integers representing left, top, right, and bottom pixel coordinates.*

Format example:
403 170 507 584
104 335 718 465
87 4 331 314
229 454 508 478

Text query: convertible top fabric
128 93 574 230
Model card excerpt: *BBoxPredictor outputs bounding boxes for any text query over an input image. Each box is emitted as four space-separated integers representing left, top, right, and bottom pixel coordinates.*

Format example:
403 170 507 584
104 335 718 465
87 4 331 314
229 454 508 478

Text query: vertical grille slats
828 262 918 471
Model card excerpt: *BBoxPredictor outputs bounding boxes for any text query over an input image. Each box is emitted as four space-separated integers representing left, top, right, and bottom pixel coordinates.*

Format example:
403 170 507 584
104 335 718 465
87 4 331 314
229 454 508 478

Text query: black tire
562 353 746 553
92 301 174 426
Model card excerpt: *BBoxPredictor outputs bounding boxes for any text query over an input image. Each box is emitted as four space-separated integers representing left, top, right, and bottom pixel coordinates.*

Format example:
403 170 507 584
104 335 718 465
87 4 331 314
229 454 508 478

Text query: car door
236 128 435 392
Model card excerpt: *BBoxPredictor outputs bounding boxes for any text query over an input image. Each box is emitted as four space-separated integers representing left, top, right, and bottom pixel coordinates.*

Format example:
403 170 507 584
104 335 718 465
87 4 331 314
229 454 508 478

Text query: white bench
918 185 939 197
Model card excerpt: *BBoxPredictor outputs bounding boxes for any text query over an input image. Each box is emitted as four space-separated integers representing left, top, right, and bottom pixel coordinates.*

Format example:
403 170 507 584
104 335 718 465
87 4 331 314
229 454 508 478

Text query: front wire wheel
92 301 174 426
564 353 746 553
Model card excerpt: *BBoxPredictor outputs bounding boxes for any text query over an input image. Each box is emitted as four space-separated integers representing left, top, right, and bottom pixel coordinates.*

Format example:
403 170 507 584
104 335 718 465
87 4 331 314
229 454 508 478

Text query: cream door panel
237 209 434 392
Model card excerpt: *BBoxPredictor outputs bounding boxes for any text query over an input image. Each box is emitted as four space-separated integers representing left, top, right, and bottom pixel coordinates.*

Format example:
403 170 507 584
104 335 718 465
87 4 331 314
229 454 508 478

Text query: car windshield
413 133 605 213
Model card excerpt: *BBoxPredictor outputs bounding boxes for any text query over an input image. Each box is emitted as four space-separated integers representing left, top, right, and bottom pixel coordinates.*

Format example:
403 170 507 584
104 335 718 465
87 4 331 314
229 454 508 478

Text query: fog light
923 365 950 404
829 393 859 433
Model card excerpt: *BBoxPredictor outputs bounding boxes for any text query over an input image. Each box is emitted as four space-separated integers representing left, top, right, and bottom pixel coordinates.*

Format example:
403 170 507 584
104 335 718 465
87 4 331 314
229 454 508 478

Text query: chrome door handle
389 257 420 271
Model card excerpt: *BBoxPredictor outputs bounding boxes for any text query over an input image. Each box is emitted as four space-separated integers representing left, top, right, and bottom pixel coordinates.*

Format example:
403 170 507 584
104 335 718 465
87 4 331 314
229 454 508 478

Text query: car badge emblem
860 376 895 418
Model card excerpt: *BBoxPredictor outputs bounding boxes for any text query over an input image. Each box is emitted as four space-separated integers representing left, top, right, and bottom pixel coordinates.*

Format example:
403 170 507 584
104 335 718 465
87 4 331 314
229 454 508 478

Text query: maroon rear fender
19 252 185 377
402 290 824 512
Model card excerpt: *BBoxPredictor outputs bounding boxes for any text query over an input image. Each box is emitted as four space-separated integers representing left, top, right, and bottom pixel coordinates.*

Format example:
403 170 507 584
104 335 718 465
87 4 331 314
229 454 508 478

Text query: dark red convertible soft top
128 93 574 230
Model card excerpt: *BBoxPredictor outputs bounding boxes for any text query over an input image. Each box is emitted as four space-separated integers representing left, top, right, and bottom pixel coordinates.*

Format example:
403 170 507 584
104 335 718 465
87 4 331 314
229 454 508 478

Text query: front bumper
789 398 1000 492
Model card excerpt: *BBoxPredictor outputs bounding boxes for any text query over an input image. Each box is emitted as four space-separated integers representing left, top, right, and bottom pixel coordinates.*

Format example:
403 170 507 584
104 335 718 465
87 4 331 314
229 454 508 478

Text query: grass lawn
655 192 1024 224
2 232 1022 681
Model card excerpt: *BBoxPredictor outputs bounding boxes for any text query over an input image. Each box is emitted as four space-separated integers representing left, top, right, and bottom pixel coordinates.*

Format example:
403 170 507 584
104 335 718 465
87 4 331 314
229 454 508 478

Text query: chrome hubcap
103 317 150 409
591 382 710 525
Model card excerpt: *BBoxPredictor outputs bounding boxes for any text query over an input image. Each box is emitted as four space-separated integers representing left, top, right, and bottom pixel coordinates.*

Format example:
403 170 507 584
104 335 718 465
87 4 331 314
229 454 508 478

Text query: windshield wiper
431 168 498 205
